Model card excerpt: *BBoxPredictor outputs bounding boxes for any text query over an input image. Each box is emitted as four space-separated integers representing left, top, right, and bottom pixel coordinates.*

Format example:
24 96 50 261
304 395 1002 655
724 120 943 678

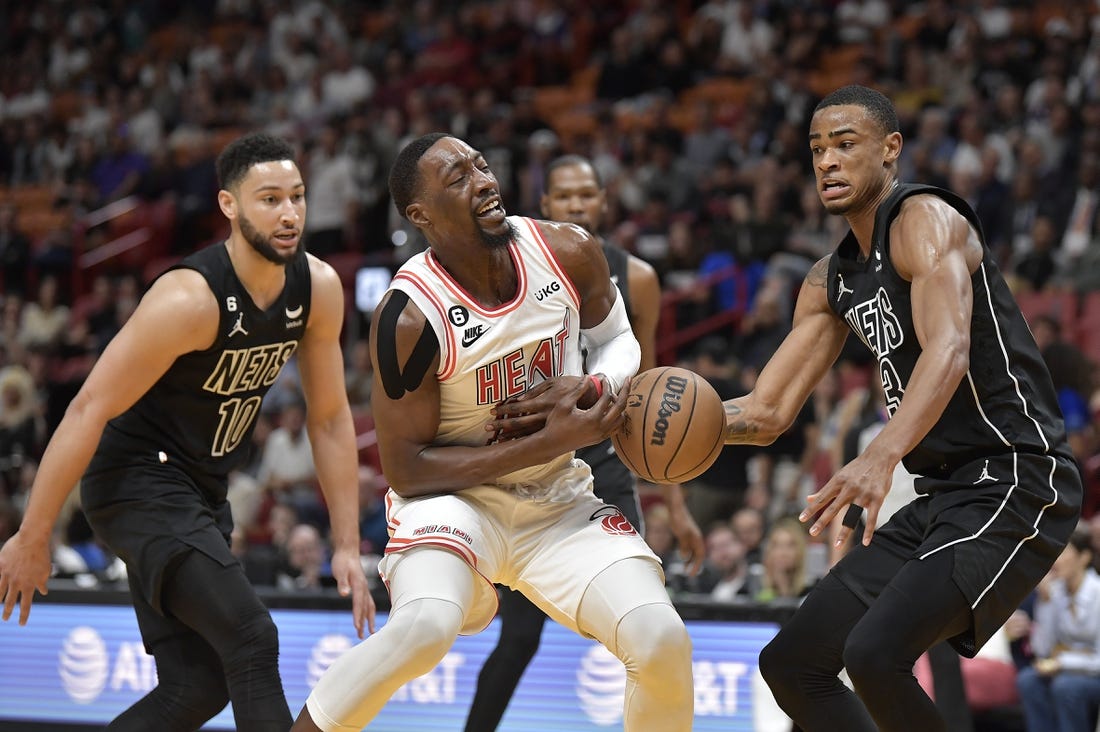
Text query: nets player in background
720 85 1081 731
463 154 704 731
0 133 374 731
292 133 693 731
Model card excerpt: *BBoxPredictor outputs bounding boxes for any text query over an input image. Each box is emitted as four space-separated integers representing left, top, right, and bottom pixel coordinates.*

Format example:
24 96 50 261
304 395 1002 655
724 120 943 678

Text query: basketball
611 366 726 484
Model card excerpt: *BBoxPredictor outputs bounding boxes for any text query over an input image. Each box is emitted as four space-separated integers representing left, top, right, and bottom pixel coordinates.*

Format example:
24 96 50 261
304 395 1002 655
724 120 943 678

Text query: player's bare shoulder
891 193 981 274
534 218 606 285
305 252 343 294
804 255 831 292
371 288 440 401
299 253 345 338
140 267 221 347
794 255 840 321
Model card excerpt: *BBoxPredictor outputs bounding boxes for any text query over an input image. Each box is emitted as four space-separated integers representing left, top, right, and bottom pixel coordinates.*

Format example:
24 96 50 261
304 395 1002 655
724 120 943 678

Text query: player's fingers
487 413 543 433
862 504 880 546
0 578 10 622
351 588 366 639
685 539 705 576
1 583 15 623
809 498 844 538
365 593 377 636
18 591 32 626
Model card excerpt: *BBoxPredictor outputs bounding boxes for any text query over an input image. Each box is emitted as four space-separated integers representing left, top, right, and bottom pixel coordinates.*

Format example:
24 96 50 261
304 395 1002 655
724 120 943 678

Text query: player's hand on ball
487 376 596 442
487 376 625 451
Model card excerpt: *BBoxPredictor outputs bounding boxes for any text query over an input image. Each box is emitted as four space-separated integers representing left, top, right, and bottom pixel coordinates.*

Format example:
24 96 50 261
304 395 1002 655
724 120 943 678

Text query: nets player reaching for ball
291 134 693 732
464 155 705 732
0 133 374 731
723 85 1080 732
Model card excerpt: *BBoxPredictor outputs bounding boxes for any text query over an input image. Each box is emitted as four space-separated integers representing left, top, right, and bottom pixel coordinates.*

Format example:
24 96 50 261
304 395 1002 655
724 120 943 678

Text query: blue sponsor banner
0 603 778 730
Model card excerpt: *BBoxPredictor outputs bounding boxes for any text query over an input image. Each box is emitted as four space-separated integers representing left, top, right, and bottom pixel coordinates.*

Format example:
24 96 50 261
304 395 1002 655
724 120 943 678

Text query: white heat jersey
388 216 586 492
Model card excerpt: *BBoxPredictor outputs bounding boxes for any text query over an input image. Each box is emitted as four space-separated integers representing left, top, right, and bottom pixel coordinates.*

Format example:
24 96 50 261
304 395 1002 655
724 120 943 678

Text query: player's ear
407 202 430 229
883 131 902 167
217 189 237 220
539 194 551 218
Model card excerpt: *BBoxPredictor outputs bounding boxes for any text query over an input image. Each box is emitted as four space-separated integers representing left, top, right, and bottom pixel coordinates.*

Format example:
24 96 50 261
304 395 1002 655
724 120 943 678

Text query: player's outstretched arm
724 257 849 447
0 270 218 624
371 289 626 499
297 257 375 637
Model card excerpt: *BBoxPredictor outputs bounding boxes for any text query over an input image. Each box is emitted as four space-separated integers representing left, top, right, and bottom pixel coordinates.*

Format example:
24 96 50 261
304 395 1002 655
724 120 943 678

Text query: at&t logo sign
59 627 108 704
58 626 157 704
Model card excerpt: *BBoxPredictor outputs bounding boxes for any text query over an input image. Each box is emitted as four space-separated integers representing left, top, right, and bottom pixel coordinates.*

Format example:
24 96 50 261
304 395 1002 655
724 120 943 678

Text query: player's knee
235 610 281 655
618 603 692 677
841 633 890 692
159 673 231 728
758 633 799 697
392 598 463 673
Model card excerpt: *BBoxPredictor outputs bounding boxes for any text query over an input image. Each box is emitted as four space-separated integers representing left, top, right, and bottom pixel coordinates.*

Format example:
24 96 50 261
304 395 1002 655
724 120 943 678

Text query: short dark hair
814 85 899 136
216 133 297 191
543 154 602 191
389 132 451 220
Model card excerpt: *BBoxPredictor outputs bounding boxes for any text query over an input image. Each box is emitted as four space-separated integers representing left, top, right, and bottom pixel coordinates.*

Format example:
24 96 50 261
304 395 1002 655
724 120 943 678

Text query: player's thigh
515 492 661 636
575 556 674 641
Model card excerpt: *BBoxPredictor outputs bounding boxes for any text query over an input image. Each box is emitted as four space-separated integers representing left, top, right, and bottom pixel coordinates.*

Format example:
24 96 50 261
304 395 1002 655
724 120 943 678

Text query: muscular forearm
723 396 783 446
387 432 577 498
308 413 363 553
863 345 968 465
20 403 106 542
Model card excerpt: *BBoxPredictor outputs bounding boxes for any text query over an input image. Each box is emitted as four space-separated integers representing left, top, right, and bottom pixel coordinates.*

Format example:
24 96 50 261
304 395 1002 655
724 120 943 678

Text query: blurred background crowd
2 0 1100 728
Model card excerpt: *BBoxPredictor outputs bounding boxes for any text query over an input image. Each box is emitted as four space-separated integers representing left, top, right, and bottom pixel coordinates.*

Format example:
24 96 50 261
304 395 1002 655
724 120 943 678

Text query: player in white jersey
291 134 694 731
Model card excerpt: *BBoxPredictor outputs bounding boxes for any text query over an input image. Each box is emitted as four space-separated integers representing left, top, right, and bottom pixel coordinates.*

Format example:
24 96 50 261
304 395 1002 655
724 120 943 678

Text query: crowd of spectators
2 0 1100 725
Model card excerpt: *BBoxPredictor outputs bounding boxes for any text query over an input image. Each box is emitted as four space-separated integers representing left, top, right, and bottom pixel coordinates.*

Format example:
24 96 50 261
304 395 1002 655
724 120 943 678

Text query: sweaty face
415 137 510 249
233 160 306 265
541 162 606 234
808 104 899 217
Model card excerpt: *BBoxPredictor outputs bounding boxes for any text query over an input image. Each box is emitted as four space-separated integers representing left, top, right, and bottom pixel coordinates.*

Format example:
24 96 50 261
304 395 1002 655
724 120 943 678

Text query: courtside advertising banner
0 603 778 730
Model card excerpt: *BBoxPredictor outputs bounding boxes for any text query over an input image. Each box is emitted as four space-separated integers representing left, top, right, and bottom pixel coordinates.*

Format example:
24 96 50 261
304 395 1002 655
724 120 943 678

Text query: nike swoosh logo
461 327 490 347
285 305 303 319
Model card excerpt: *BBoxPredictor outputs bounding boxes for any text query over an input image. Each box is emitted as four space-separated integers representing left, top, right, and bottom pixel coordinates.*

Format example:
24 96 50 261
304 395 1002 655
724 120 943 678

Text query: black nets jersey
826 183 1068 479
87 243 312 505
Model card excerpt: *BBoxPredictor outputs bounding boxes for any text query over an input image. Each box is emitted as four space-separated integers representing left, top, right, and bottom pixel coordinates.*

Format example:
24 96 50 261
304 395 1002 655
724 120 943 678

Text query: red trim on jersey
423 244 528 318
384 491 400 529
521 217 581 309
385 536 478 568
392 271 457 380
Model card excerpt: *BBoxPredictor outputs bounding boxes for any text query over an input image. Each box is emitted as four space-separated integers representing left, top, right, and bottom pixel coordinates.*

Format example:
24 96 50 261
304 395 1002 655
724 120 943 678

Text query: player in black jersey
0 133 374 731
720 85 1081 731
462 155 705 732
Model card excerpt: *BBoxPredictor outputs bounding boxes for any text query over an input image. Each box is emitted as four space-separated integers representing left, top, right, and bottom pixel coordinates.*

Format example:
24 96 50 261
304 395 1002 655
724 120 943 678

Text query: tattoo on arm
806 258 829 289
724 403 758 444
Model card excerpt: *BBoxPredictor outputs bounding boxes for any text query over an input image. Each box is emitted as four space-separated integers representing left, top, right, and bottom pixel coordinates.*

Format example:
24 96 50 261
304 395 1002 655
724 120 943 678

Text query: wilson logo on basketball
649 374 687 446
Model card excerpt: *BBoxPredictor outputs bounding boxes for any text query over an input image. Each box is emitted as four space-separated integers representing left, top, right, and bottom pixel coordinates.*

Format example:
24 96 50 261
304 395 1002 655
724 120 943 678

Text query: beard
478 219 516 250
239 212 304 265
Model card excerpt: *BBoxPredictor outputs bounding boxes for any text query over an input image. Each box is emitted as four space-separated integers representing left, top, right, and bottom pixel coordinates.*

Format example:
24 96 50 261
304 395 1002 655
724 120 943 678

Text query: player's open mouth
476 198 505 221
821 180 850 200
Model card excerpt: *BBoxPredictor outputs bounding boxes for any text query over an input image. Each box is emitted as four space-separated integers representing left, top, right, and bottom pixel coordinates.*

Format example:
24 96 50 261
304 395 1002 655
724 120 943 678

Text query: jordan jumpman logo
837 274 854 301
974 459 997 483
228 312 249 338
